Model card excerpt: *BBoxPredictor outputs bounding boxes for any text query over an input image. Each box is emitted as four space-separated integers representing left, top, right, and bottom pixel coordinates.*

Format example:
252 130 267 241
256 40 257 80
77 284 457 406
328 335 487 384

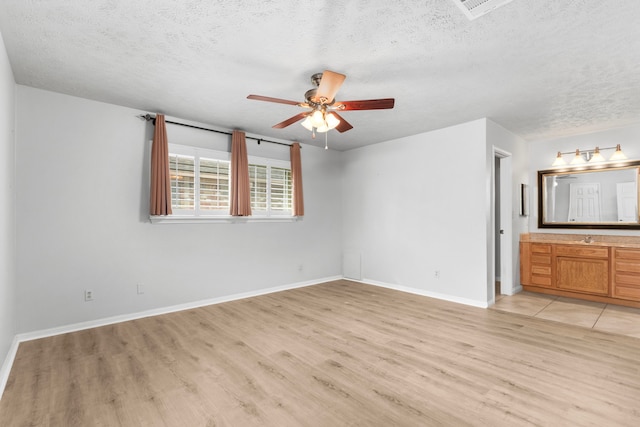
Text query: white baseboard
0 335 19 400
355 278 490 308
0 275 341 400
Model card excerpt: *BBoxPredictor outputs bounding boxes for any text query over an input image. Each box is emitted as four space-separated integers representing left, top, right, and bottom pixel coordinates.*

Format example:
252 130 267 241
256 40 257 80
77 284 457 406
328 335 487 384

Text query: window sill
149 215 301 224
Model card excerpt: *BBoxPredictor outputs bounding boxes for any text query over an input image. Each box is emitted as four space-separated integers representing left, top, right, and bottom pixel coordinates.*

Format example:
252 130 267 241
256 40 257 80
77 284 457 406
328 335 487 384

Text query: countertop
520 233 640 249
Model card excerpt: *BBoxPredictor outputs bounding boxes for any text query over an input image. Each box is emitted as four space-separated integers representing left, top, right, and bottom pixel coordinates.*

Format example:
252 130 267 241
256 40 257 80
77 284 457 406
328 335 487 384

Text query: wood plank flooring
1 280 639 426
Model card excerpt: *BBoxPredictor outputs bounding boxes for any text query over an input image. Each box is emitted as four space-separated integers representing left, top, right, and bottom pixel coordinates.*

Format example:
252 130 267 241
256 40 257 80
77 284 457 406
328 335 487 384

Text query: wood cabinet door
556 257 609 295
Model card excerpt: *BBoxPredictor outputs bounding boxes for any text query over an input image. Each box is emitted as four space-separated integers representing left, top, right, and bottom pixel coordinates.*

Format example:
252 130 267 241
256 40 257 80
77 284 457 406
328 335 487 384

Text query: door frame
492 147 514 300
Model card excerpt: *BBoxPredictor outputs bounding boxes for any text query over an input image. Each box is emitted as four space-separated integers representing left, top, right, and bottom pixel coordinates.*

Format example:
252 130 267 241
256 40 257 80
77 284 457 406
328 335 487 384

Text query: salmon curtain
290 142 304 216
149 114 172 216
230 130 252 216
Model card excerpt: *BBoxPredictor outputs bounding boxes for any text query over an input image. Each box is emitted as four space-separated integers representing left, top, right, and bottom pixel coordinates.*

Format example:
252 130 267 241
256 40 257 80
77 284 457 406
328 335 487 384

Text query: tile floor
491 291 640 339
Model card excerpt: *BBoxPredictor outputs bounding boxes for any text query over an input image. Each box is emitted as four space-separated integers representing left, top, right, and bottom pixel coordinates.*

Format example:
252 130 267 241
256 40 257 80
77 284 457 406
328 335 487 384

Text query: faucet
583 235 593 244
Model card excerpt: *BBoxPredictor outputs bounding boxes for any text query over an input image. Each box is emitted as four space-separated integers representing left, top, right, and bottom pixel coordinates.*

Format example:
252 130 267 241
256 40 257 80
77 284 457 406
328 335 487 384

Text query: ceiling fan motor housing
305 88 333 109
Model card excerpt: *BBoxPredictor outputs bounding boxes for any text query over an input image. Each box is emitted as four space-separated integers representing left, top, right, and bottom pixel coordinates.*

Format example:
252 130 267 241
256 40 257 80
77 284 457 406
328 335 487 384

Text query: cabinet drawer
612 284 640 300
531 275 552 287
615 272 640 286
615 260 640 274
615 248 640 261
531 255 551 265
555 245 609 258
531 265 551 276
531 244 551 254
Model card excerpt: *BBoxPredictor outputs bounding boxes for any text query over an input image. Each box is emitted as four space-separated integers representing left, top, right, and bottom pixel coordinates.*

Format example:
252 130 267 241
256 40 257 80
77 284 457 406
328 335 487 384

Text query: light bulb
310 110 324 128
570 149 586 165
301 116 313 131
588 147 605 163
325 113 340 130
552 152 566 166
315 123 329 133
609 144 627 161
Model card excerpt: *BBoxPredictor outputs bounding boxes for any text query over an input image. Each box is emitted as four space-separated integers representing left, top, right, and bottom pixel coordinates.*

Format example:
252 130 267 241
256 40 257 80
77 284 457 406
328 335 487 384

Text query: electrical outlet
137 283 145 294
84 289 94 301
434 270 440 279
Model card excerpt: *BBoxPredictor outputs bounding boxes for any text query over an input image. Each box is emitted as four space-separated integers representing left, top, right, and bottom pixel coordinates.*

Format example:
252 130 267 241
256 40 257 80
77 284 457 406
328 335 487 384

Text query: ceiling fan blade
333 98 395 111
330 112 353 133
332 98 395 111
272 112 309 129
315 70 346 103
247 94 300 106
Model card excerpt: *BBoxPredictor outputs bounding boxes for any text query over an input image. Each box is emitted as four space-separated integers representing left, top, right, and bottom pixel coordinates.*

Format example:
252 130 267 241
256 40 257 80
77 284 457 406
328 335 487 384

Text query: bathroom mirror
538 161 640 229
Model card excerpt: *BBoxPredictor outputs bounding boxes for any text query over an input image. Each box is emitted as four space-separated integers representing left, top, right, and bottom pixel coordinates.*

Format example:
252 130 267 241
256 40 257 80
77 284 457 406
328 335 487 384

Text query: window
164 143 293 220
249 164 293 215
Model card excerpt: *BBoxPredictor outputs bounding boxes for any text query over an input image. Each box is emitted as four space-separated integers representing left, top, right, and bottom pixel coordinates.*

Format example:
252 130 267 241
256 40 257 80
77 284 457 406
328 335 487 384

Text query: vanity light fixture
551 144 628 166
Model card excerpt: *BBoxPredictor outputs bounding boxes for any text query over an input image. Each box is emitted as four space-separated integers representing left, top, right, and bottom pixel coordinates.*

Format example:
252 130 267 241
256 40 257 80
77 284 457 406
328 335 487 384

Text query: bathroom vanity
520 233 640 308
524 159 640 307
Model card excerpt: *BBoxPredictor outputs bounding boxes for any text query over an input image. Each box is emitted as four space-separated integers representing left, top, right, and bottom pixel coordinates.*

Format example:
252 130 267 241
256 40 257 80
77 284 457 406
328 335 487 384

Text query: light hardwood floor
1 280 639 426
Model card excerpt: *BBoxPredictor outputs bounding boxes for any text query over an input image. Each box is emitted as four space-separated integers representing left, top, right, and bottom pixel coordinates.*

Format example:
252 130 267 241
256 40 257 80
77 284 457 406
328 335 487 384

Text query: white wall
341 119 493 306
528 123 640 236
15 86 343 333
0 30 16 381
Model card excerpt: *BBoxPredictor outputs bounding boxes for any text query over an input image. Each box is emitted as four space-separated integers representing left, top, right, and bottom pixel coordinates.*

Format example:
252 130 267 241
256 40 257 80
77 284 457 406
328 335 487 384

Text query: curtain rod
139 114 296 148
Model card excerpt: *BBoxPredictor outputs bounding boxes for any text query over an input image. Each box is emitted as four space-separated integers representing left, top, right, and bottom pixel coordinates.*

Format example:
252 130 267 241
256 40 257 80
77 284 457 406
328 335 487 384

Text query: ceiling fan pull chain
325 132 328 150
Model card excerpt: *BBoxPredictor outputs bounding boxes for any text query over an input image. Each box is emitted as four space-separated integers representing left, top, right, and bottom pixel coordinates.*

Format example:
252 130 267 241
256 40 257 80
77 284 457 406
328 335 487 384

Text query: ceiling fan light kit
301 111 339 133
247 70 395 147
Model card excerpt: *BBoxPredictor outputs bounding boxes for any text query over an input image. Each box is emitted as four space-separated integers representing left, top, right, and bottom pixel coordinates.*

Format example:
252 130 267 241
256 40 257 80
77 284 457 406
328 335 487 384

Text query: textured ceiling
1 0 639 150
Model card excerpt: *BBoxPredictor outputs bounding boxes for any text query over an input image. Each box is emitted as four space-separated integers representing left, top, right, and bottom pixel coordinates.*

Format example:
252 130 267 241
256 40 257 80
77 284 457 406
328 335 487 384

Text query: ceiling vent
451 0 515 20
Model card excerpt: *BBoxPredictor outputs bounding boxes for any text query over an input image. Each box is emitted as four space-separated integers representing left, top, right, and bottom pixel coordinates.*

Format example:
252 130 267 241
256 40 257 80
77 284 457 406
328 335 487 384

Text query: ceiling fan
247 70 395 139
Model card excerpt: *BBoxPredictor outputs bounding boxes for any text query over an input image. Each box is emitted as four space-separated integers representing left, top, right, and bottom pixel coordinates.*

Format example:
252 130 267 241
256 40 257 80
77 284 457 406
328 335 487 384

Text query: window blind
271 167 292 212
169 154 195 210
200 158 230 211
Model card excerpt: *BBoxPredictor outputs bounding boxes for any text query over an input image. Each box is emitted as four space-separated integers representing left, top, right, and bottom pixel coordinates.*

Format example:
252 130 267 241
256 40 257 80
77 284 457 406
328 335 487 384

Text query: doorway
492 148 513 302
